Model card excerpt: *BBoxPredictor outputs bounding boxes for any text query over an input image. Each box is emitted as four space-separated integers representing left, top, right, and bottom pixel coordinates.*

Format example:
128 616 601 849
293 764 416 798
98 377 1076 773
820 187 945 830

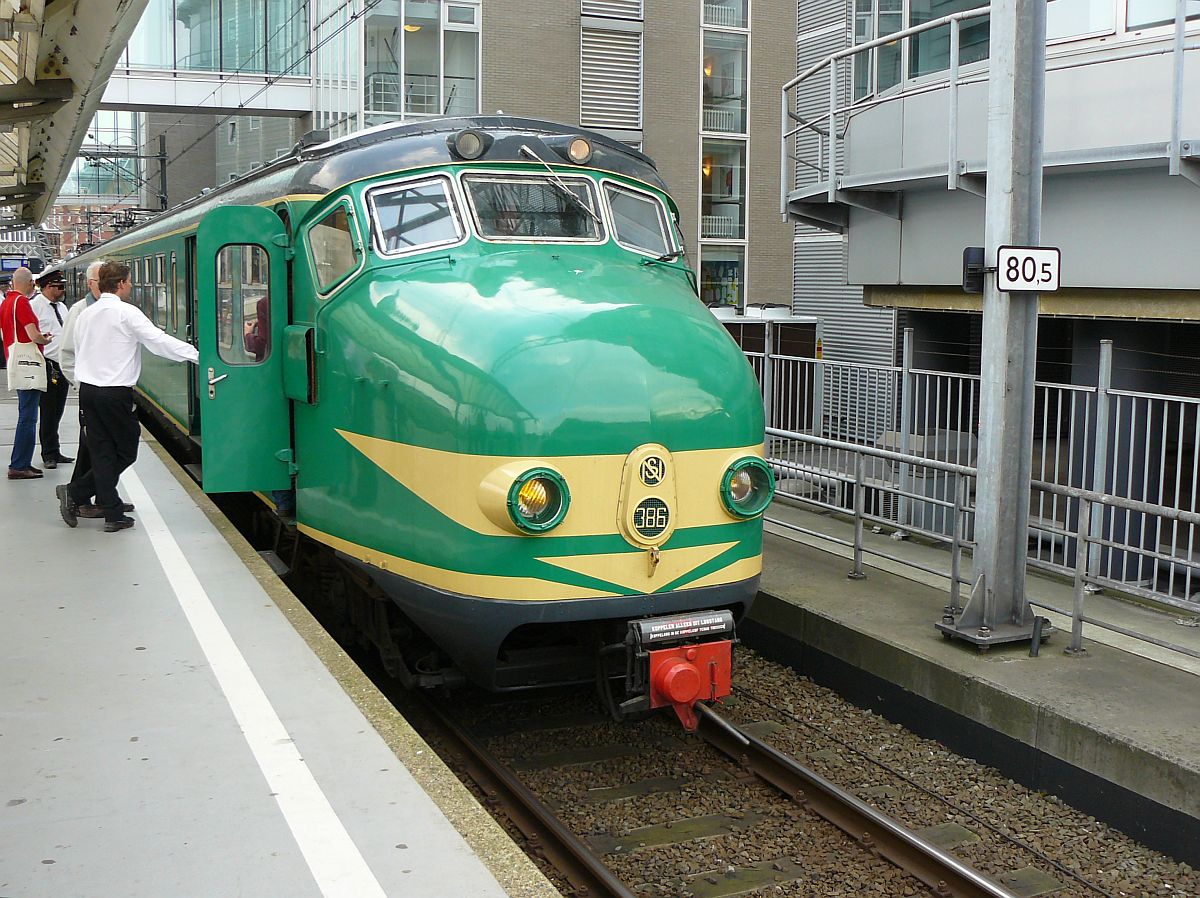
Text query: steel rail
416 696 638 898
696 705 1020 898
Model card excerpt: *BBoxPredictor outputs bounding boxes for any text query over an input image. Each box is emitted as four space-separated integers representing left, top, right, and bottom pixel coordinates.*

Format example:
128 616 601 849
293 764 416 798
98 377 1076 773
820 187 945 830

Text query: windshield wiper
518 144 603 226
646 249 684 264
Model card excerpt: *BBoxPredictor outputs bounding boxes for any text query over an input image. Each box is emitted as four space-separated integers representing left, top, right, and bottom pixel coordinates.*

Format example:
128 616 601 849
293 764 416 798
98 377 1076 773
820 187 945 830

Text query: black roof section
289 115 666 196
67 117 668 261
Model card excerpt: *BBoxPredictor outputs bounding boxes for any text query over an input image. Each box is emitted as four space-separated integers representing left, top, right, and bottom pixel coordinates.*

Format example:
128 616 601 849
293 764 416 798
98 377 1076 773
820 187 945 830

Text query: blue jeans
10 388 40 470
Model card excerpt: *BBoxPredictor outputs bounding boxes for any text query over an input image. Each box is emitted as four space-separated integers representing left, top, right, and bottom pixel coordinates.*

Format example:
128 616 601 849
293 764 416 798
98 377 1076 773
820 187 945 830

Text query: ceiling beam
0 78 73 104
0 182 46 200
0 98 67 125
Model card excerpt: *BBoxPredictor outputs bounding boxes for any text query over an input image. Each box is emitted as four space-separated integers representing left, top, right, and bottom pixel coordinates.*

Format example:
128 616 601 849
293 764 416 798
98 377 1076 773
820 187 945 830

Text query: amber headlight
567 136 593 164
507 468 570 533
721 457 774 519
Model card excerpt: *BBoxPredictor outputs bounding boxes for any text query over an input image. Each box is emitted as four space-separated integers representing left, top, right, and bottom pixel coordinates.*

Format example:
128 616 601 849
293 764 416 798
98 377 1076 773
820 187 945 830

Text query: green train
63 117 772 725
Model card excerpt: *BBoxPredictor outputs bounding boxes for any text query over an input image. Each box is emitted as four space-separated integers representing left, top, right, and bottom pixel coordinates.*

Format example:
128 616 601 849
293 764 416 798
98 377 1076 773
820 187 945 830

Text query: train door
196 206 292 493
184 236 200 434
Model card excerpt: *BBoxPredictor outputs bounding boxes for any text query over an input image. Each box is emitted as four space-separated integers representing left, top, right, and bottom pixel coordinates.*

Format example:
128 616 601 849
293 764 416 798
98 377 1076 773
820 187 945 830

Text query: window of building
701 140 747 240
853 0 903 99
699 246 745 308
368 177 463 256
464 175 604 242
308 204 361 293
703 31 748 134
604 183 672 257
908 1 990 80
1047 0 1116 39
1127 0 1200 28
703 0 747 28
363 0 480 119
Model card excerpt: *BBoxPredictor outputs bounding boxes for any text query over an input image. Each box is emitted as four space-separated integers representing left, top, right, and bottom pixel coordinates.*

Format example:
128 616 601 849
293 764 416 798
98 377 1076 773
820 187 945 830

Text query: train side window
215 244 271 365
169 252 178 333
604 183 672 258
308 202 360 294
367 177 462 257
155 254 167 328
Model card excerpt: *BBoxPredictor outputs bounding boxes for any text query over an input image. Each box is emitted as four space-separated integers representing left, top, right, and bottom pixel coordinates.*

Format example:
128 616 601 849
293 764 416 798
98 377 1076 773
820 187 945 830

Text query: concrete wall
841 43 1200 295
144 112 217 208
642 0 700 245
850 170 1200 295
481 0 580 124
744 0 796 305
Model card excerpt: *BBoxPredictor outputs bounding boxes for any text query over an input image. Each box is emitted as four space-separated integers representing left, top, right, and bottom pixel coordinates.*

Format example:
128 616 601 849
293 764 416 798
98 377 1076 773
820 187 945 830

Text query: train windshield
463 174 603 242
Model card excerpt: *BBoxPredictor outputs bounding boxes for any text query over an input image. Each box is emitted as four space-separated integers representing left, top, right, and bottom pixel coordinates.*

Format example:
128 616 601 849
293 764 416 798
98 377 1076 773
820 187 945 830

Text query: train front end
297 120 772 725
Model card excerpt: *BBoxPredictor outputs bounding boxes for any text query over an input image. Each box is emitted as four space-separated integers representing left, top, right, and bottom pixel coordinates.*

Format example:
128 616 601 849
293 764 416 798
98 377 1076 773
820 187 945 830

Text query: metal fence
751 328 1200 625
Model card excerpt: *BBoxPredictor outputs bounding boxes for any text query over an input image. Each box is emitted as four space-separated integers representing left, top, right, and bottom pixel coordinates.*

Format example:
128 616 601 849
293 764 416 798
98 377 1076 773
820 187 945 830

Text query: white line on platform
123 470 388 898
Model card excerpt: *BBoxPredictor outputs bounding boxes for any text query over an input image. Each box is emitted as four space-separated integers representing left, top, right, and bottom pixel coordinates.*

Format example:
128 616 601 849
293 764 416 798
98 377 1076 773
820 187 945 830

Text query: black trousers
70 384 138 522
39 359 69 460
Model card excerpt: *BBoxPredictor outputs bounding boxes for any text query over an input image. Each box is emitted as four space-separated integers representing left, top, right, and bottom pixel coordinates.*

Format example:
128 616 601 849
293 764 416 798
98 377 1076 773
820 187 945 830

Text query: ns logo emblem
640 456 666 486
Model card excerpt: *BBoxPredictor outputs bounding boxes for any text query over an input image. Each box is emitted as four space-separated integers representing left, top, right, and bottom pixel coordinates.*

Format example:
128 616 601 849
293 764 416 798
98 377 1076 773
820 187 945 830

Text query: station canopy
0 0 147 226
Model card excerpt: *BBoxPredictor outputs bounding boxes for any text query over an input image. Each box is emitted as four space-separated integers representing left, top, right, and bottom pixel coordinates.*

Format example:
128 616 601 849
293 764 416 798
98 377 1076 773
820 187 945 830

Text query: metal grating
581 28 643 130
581 0 643 19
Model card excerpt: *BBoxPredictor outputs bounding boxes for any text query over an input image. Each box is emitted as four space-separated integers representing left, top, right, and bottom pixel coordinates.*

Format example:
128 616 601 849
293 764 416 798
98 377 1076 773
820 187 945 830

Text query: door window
215 244 271 365
308 203 360 293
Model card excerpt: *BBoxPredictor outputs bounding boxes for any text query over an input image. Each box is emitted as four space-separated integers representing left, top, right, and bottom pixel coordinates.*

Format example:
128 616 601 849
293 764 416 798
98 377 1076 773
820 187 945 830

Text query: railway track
412 688 1020 898
215 498 1193 898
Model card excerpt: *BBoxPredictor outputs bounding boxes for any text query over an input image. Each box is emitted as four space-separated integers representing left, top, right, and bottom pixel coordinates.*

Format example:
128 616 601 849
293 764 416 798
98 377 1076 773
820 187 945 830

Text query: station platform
0 395 559 898
752 502 1200 866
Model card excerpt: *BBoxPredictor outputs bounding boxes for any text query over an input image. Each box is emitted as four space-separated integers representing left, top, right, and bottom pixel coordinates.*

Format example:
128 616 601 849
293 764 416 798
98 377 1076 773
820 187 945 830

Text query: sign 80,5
997 245 1060 292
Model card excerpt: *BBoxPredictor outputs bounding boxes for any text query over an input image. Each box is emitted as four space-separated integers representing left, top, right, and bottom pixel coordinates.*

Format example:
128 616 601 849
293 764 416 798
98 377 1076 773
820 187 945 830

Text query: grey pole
937 0 1047 648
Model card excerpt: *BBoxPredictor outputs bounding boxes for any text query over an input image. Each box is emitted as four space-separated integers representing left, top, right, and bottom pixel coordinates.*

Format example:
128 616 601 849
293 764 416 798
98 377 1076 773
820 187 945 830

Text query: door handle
208 373 228 386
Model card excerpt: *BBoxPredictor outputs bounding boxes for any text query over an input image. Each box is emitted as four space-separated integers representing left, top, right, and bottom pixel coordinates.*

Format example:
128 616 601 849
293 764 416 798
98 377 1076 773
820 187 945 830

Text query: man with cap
30 269 73 469
1 267 49 479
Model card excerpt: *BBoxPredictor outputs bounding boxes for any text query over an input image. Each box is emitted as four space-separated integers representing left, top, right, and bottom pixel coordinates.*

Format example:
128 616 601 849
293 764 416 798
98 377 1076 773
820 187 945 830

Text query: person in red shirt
1 267 50 479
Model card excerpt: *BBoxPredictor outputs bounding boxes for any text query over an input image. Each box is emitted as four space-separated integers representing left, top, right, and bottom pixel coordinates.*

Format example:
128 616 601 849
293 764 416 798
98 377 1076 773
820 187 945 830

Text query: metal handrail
765 425 1200 657
781 4 1196 216
780 5 992 213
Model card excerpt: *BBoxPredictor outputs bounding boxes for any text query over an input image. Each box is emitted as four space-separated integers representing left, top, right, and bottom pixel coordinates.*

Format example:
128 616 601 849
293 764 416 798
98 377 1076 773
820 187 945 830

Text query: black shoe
57 484 78 528
104 515 135 532
52 454 74 464
42 458 57 469
78 502 134 518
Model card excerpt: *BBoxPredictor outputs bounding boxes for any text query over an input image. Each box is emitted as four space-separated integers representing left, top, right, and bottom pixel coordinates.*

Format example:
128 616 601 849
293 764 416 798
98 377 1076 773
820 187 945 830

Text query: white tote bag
6 297 47 392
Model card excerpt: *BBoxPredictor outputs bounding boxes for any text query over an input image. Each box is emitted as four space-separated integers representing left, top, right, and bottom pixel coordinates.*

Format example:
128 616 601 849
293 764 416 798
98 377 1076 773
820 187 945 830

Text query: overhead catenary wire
105 0 387 211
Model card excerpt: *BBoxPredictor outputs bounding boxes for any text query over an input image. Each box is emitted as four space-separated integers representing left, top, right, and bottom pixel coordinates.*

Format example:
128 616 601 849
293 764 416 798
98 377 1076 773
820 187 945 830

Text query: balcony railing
780 4 1197 219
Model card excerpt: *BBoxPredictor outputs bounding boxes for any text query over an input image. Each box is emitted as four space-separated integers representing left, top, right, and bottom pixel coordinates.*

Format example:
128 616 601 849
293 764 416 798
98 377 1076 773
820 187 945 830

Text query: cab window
463 174 603 242
368 177 462 256
308 203 360 293
605 183 672 257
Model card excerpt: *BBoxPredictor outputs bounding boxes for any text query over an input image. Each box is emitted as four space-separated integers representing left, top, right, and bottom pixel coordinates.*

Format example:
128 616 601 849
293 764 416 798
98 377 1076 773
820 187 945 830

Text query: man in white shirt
29 270 73 469
57 260 129 518
57 260 198 532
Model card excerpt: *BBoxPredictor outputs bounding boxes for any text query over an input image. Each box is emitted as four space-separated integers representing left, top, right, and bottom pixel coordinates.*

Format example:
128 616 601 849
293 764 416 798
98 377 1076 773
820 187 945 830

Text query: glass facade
60 112 143 200
125 0 309 74
363 0 480 120
700 0 750 307
853 0 1199 101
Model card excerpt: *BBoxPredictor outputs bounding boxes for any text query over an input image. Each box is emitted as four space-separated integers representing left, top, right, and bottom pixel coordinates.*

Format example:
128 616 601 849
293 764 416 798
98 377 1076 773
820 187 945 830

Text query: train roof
66 117 668 261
